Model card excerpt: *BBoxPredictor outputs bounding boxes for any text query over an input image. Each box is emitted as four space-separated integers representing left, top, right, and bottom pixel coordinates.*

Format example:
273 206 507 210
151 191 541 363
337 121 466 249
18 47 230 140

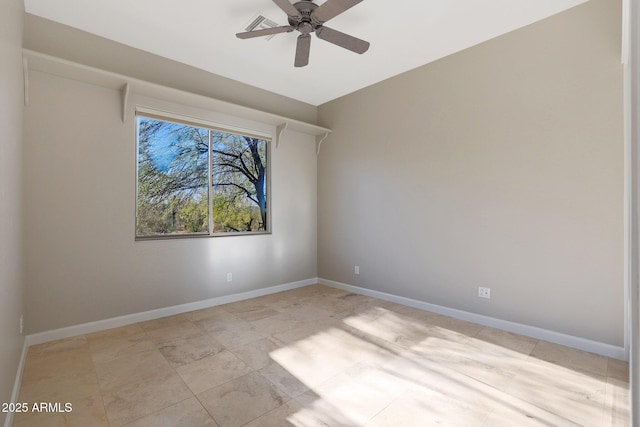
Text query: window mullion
208 130 214 236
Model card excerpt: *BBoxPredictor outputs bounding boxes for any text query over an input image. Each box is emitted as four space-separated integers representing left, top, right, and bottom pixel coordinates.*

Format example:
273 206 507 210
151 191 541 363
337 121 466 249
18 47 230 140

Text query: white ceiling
24 0 586 106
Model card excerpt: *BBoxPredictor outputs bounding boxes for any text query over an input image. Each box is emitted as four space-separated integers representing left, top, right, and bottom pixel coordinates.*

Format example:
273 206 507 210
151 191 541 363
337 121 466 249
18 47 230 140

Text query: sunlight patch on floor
267 304 625 426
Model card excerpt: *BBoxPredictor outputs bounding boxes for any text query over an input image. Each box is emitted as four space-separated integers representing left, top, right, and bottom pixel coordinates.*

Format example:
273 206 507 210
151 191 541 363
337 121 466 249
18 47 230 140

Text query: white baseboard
21 275 627 359
25 278 317 347
318 278 627 361
4 339 28 427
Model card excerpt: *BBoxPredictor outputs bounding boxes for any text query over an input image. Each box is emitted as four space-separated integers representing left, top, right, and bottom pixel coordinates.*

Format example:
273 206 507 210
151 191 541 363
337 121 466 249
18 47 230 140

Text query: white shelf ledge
23 50 331 143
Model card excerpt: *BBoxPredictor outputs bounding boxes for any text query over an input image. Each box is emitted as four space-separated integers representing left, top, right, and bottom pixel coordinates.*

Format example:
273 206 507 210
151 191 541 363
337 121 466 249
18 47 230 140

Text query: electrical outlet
355 265 360 275
227 273 233 282
19 315 23 335
478 287 491 299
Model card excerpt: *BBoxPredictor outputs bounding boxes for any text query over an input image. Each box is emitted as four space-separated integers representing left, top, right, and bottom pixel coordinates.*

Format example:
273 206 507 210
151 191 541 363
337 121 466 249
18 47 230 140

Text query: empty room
1 0 639 425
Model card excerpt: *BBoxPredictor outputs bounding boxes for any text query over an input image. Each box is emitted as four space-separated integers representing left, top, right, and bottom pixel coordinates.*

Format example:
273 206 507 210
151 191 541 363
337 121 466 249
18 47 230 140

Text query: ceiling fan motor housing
289 1 320 31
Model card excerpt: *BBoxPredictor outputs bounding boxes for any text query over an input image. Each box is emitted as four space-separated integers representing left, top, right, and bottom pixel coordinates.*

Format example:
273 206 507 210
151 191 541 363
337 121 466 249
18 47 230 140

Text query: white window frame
135 107 272 240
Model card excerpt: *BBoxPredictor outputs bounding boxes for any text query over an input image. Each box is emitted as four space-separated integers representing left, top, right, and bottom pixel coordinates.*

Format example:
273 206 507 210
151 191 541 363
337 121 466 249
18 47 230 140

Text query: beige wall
23 71 317 333
18 0 626 351
629 0 640 419
0 0 25 422
318 0 624 346
23 14 318 125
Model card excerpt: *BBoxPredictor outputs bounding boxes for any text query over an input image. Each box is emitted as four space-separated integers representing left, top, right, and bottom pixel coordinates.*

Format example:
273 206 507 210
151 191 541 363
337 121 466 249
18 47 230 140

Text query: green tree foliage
136 117 268 237
179 198 209 232
212 132 267 232
137 118 209 236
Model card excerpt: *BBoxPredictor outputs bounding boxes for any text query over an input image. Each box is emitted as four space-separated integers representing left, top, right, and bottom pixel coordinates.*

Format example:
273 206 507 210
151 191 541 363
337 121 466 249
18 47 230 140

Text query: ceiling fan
236 0 370 67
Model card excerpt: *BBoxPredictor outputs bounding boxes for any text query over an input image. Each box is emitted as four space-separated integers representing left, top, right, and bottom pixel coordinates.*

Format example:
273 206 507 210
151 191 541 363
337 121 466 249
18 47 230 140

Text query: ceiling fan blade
312 0 364 23
294 34 311 67
316 26 369 54
236 25 294 39
272 0 302 19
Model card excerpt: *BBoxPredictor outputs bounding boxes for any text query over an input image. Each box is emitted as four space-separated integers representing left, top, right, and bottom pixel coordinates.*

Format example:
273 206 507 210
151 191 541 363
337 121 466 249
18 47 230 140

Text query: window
136 112 270 238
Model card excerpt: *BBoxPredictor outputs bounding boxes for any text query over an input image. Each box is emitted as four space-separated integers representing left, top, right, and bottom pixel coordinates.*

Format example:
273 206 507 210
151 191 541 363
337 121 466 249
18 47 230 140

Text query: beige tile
296 390 379 427
342 316 407 350
197 372 289 427
293 391 357 426
259 362 310 398
185 305 238 323
364 393 435 427
367 369 497 427
481 393 577 427
19 370 101 403
194 315 251 333
410 333 529 391
157 333 225 368
358 298 413 315
270 323 317 345
65 394 109 427
94 349 173 391
229 307 280 322
313 285 352 296
207 323 268 349
505 357 607 425
329 324 400 366
304 365 408 426
102 370 192 427
354 362 414 395
476 327 538 356
89 332 156 364
221 298 287 319
193 315 243 334
448 352 520 392
243 401 304 427
249 311 314 336
221 298 270 314
11 288 630 427
249 293 304 311
281 304 340 324
482 408 575 426
86 324 145 342
268 328 367 388
603 377 630 427
145 321 204 345
343 309 431 348
304 295 357 316
282 285 330 299
530 340 608 376
121 397 217 427
12 411 67 427
230 337 285 370
467 332 536 363
426 314 484 337
374 349 443 393
271 320 340 345
337 294 387 318
139 314 190 332
409 327 479 361
607 358 630 383
346 305 390 325
390 304 434 318
22 346 95 383
176 350 253 394
28 336 88 356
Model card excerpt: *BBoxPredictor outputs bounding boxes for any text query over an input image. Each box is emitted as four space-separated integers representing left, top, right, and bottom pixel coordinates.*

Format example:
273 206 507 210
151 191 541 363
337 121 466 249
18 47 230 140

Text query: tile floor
12 285 629 426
